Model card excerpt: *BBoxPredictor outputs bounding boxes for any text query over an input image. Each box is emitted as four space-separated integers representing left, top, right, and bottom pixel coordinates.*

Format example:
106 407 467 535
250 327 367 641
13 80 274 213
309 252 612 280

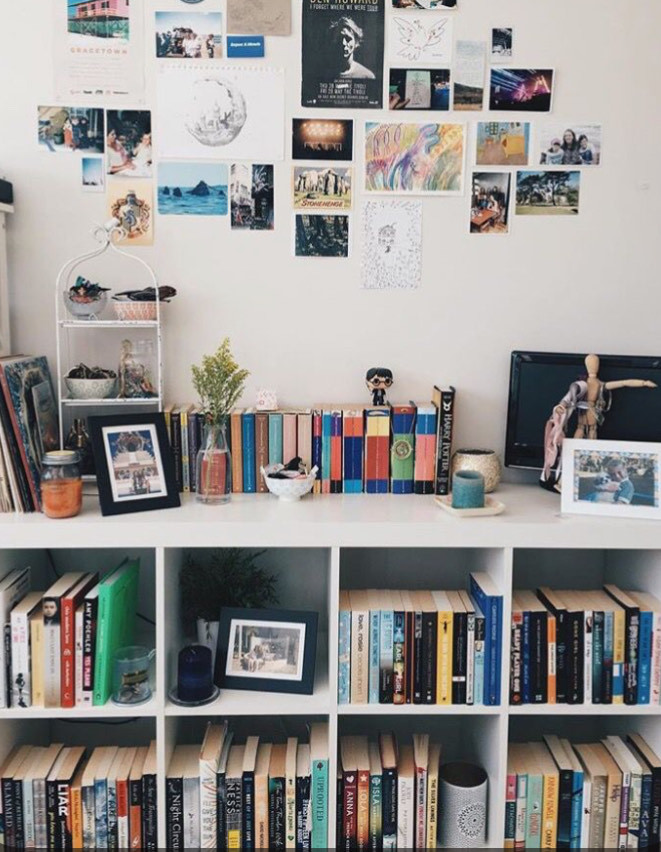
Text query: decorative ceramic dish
113 300 158 322
261 465 319 501
63 290 108 320
435 495 506 517
168 685 220 707
64 376 117 400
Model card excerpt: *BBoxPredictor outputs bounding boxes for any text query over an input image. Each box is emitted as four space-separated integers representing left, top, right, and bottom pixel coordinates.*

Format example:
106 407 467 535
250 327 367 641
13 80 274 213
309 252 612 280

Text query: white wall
1 0 660 456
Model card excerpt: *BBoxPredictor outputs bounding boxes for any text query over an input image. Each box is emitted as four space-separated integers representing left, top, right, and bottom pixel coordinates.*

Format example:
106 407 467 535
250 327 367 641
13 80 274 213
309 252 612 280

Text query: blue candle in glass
452 470 485 509
177 645 214 702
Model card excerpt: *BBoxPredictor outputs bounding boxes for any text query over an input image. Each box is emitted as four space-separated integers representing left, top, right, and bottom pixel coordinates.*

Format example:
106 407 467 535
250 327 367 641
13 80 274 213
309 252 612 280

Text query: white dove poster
389 14 453 66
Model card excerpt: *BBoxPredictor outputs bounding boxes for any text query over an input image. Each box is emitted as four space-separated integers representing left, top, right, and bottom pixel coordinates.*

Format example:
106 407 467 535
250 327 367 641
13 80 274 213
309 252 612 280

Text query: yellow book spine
613 609 625 704
30 616 44 707
71 784 83 850
541 772 558 849
436 611 453 704
181 410 189 493
227 831 241 849
426 773 438 848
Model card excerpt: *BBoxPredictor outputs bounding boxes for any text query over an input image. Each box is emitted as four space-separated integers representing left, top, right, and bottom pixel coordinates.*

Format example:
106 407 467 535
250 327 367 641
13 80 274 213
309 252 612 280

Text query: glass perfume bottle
118 338 157 399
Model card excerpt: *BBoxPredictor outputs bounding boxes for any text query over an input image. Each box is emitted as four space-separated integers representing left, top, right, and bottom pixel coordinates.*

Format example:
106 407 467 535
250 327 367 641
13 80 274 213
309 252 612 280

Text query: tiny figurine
256 388 278 411
541 353 658 491
366 367 393 406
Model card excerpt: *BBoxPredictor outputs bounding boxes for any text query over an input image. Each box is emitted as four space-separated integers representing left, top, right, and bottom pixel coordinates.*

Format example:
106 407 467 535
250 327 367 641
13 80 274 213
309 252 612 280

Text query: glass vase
196 420 232 504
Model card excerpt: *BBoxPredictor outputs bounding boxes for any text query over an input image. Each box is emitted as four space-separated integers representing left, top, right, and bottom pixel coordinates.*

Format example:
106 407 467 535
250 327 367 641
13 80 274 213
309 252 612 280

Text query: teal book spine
369 772 382 851
525 771 543 849
338 610 351 704
310 758 328 849
242 413 256 493
569 770 583 850
321 412 332 492
638 609 653 704
379 609 394 703
473 607 485 706
268 414 283 466
369 609 380 704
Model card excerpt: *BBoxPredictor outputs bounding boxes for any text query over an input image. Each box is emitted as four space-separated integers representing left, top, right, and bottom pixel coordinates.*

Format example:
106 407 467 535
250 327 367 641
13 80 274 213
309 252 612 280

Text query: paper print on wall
107 178 154 245
106 111 152 178
292 119 353 162
489 69 554 112
388 69 450 111
361 200 422 290
230 164 274 230
227 0 290 36
392 0 456 8
538 124 602 166
515 171 580 216
55 0 144 102
453 40 485 111
157 65 285 160
81 157 105 192
389 14 453 66
476 122 530 166
491 28 513 63
155 12 223 59
301 0 384 109
295 215 349 258
158 162 228 215
470 172 511 235
38 106 104 154
293 167 352 211
364 122 465 195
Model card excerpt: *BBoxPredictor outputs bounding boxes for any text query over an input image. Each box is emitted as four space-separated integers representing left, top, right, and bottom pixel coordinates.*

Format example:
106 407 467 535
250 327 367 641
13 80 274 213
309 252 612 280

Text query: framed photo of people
88 413 180 516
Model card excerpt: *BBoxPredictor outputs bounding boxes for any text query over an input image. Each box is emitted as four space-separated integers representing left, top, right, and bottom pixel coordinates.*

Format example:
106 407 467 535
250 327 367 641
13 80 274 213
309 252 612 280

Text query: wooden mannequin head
585 354 600 378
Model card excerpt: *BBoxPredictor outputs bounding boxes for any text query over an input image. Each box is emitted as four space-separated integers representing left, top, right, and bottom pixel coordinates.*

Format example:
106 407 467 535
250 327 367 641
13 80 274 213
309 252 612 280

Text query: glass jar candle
40 450 83 519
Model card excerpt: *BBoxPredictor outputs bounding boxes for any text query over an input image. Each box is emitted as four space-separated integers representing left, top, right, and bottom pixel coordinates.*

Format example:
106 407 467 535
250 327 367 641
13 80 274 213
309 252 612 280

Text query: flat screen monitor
505 351 661 470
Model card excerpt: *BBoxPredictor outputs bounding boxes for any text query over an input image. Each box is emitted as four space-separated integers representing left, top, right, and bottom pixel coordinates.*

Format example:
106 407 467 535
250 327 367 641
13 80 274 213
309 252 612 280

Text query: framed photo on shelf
215 607 318 695
561 438 661 520
88 412 180 516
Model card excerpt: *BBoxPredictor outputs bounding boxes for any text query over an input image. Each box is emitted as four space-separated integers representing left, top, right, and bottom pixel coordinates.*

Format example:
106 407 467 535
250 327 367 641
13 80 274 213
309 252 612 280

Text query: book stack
164 385 456 497
338 733 445 849
2 558 141 709
505 732 661 849
166 720 329 850
338 573 503 706
510 585 661 705
0 355 58 513
0 739 157 850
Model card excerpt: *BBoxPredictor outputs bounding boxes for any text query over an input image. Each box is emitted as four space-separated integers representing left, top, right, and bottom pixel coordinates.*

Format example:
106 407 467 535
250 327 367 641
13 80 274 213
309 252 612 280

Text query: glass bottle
40 450 82 519
64 418 95 476
118 338 157 399
196 418 232 504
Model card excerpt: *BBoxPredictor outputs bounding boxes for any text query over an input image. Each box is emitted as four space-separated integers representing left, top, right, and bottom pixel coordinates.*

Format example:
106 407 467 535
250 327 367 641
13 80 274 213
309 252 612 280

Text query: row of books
339 733 452 850
1 559 140 710
338 573 503 706
0 355 57 513
0 740 157 850
164 385 456 496
166 721 329 850
505 733 661 850
510 585 661 706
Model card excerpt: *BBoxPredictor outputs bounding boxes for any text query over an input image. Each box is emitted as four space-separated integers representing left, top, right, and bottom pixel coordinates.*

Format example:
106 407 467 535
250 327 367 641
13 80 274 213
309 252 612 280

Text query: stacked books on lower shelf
166 720 329 850
338 573 503 706
506 732 661 849
2 558 141 710
510 585 661 705
0 739 157 850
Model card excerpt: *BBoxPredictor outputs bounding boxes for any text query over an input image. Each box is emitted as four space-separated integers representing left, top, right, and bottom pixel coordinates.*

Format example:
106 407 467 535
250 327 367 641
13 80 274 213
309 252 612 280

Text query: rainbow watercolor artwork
364 122 465 195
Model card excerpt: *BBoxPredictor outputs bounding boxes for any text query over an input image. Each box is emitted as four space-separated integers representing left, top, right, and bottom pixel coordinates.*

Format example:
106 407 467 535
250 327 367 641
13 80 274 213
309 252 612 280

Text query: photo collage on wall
44 0 603 269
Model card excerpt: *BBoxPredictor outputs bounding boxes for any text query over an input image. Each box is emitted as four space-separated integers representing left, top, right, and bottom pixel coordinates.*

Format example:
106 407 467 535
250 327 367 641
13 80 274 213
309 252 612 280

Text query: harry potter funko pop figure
366 367 393 406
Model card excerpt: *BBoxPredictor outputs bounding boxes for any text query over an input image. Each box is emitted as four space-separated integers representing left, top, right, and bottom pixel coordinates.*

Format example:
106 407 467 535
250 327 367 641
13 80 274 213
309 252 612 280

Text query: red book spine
342 770 357 849
117 777 129 822
129 778 142 849
61 596 76 707
330 412 343 494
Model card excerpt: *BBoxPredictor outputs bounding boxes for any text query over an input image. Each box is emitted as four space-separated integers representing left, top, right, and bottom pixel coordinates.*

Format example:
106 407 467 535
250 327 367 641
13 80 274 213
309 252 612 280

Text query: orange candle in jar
40 450 83 519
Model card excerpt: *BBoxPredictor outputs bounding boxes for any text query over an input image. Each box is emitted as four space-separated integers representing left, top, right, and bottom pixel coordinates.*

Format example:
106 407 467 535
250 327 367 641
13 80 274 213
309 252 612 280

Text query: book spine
180 410 190 493
166 777 184 850
295 775 311 851
541 772 558 849
74 608 84 708
396 775 414 849
70 781 83 851
4 623 10 707
43 599 62 708
592 610 604 704
187 411 200 493
414 767 427 849
469 577 499 705
31 616 44 708
589 779 607 850
378 609 394 704
92 586 110 706
13 777 24 849
434 388 455 496
217 773 227 852
337 609 351 705
116 778 129 852
286 764 296 851
142 774 157 851
45 777 57 852
649 767 661 850
436 610 453 705
525 772 543 847
369 772 382 852
312 411 322 493
474 613 485 706
547 613 557 704
612 608 625 704
364 410 389 495
336 775 343 852
570 771 583 850
452 611 467 704
56 779 71 850
95 778 109 849
330 413 343 494
504 773 517 849
255 413 269 494
321 412 331 494
579 778 591 850
200 758 217 848
641 772 653 849
464 610 475 705
390 406 415 494
556 769 573 849
583 609 593 705
356 770 369 851
82 596 98 707
603 610 614 704
422 611 437 704
82 783 95 850
426 768 438 850
10 606 31 708
351 609 368 704
392 611 406 705
617 770 631 849
269 413 284 467
651 612 661 705
369 608 380 704
413 611 423 704
34 779 47 852
514 773 527 850
61 593 77 708
255 775 269 852
554 610 568 703
230 412 243 493
638 610 653 704
268 778 285 850
170 410 183 492
242 413 256 494
129 778 142 850
567 611 584 704
242 772 255 850
23 776 36 850
311 758 328 850
182 776 200 849
226 776 242 849
531 611 548 703
381 769 397 850
625 609 640 705
405 611 414 704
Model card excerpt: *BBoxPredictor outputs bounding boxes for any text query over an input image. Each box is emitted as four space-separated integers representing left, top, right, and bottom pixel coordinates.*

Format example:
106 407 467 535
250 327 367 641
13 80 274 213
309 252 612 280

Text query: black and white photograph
292 119 354 161
88 413 180 516
301 0 384 109
230 164 274 230
561 439 661 520
215 608 318 694
295 214 349 257
491 28 513 62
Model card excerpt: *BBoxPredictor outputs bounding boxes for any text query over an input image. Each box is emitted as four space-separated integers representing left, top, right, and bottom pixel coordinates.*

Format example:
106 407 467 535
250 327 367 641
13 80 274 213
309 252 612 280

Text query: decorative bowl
64 376 117 400
63 291 108 320
260 465 318 501
451 448 502 493
113 300 158 322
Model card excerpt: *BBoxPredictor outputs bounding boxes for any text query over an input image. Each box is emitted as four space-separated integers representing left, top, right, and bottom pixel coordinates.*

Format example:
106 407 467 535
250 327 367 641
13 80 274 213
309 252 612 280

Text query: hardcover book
390 404 416 494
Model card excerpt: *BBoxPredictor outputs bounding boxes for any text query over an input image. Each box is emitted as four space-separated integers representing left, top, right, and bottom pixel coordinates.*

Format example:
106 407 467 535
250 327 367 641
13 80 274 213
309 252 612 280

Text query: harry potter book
364 407 390 494
432 385 456 496
390 404 416 494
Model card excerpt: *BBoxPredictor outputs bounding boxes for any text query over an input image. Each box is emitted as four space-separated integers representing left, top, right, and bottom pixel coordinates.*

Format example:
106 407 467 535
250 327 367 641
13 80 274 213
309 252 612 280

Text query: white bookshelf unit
1 482 661 848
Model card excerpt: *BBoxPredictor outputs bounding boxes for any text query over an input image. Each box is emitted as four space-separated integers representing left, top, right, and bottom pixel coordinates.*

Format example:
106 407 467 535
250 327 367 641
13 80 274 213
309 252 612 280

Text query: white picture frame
561 438 661 520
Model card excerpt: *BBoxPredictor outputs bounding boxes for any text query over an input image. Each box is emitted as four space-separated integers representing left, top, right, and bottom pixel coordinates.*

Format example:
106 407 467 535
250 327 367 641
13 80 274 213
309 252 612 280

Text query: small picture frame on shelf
214 607 318 695
561 438 661 520
88 412 180 516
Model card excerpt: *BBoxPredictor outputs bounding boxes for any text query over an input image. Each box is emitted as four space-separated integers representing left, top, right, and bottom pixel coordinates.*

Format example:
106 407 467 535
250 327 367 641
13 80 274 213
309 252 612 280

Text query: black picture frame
88 412 180 516
214 607 318 695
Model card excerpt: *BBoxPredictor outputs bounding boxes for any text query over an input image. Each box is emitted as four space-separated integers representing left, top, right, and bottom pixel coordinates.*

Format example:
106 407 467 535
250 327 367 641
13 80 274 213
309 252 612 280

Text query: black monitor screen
505 351 661 470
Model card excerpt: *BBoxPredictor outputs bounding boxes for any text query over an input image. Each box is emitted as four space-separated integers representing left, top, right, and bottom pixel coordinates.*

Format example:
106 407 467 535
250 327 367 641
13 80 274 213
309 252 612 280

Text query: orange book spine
71 785 83 850
231 411 243 492
547 613 557 704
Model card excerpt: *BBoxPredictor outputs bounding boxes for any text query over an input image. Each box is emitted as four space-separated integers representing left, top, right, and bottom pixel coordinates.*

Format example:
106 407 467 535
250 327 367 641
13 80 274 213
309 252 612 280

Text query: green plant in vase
191 338 249 504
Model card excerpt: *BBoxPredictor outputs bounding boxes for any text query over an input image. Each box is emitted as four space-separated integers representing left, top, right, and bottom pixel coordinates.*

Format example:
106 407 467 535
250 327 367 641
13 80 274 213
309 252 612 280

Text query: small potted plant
191 338 249 503
180 549 278 663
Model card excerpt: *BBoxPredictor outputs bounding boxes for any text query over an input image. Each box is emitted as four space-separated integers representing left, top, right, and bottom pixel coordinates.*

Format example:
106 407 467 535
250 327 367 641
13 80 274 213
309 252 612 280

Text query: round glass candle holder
451 470 485 510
